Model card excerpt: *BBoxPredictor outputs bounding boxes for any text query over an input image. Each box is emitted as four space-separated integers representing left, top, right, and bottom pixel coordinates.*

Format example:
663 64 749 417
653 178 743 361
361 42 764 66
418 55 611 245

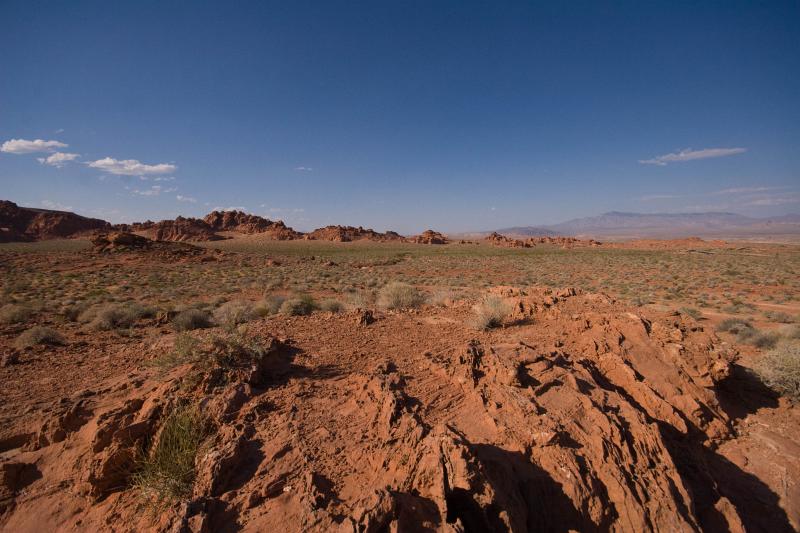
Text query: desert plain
0 204 799 532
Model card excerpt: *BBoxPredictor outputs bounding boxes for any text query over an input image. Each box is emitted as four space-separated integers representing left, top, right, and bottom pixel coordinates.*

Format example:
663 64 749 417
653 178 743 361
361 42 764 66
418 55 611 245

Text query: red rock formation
305 225 404 242
203 210 302 239
485 232 532 248
0 200 110 242
408 229 448 244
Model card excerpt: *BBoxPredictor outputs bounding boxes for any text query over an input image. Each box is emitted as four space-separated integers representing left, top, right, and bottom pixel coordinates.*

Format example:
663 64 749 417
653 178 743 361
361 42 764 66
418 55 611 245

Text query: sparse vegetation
754 341 800 402
15 326 65 348
318 298 344 313
378 282 425 310
132 405 210 506
471 295 512 330
255 295 285 316
0 303 33 324
81 302 155 331
213 300 255 329
173 308 212 331
279 296 316 316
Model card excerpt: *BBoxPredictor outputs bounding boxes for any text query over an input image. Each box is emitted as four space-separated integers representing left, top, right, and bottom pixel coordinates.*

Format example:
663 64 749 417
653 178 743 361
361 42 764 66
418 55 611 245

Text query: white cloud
1 138 68 154
212 206 247 212
294 166 313 171
639 147 747 166
87 157 176 176
37 152 80 168
41 200 73 211
176 194 197 203
132 185 177 197
153 176 175 181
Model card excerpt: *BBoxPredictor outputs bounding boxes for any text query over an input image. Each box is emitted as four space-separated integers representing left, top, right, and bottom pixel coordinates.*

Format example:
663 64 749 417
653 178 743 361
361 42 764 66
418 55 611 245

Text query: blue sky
1 1 798 233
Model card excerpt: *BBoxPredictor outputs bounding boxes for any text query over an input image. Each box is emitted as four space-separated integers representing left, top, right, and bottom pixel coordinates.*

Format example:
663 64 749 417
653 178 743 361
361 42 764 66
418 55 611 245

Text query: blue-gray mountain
493 212 800 239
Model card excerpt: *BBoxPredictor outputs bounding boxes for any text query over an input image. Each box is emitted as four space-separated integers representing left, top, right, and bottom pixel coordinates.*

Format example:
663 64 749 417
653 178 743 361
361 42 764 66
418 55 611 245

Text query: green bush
377 282 425 310
754 341 800 402
15 326 65 348
132 405 209 506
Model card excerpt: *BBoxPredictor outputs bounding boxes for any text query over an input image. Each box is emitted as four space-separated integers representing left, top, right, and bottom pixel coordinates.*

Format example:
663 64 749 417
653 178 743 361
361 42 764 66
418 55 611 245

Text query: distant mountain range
490 211 800 240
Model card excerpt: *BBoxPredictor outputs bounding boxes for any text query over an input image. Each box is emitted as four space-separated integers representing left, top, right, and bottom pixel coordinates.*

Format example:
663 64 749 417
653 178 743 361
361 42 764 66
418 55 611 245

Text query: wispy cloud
744 193 800 206
176 194 197 203
37 152 80 168
1 138 68 154
41 200 73 211
212 206 247 212
294 166 313 172
639 147 747 166
132 185 177 197
638 194 682 201
711 186 782 195
87 157 177 176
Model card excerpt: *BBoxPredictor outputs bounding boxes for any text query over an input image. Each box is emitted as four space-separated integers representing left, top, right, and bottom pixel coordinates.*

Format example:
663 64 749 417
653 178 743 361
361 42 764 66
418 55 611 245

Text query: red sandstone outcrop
485 232 532 247
305 225 404 242
0 200 110 242
408 229 448 244
203 210 302 240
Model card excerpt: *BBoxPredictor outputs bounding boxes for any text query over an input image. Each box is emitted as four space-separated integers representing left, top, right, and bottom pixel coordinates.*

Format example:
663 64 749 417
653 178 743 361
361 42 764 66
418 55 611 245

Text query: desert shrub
213 300 255 329
752 331 781 350
173 309 212 332
318 299 344 313
429 289 457 307
279 296 316 316
0 303 33 324
717 318 752 334
754 341 800 402
781 325 800 340
348 291 374 309
62 302 90 322
81 302 154 331
15 326 65 348
378 282 425 310
132 405 209 506
679 307 701 319
254 295 285 317
471 295 513 331
764 310 794 323
151 333 202 369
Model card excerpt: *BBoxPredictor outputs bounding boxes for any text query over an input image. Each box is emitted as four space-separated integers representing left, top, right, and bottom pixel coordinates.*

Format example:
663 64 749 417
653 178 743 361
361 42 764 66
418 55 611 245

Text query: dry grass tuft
470 295 512 330
0 303 33 324
754 341 800 402
15 326 65 348
377 282 425 310
173 309 212 332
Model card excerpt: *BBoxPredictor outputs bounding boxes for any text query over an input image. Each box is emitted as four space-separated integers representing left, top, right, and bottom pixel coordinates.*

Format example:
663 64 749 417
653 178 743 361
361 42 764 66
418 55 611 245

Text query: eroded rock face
485 232 532 248
305 225 403 242
408 229 448 244
5 288 793 532
0 200 110 242
203 210 302 240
